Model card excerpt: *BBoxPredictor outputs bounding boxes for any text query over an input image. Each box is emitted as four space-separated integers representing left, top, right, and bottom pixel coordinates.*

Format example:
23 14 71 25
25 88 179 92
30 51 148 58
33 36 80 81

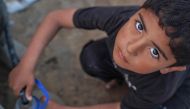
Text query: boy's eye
150 48 160 59
135 21 144 32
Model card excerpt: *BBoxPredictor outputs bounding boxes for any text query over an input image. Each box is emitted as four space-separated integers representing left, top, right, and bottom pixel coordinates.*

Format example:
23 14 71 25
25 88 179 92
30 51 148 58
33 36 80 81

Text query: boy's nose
126 37 147 56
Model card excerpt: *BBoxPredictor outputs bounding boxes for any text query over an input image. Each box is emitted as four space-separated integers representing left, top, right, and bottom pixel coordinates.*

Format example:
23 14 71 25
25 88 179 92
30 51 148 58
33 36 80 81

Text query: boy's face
113 8 177 74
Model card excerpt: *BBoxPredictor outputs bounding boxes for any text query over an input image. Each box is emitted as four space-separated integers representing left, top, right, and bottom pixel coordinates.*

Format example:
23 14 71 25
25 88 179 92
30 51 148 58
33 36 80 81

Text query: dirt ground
6 0 145 108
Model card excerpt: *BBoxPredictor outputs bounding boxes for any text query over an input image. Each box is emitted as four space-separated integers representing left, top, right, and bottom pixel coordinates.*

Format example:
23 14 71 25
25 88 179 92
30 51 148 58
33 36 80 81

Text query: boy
9 0 190 109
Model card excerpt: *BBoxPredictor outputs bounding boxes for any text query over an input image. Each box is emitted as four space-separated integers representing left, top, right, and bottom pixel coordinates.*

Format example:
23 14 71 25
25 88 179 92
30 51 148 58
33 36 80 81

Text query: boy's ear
160 66 187 74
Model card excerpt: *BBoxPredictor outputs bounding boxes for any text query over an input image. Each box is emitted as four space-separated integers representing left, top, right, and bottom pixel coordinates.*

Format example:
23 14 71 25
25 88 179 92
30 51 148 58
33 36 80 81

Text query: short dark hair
141 0 190 66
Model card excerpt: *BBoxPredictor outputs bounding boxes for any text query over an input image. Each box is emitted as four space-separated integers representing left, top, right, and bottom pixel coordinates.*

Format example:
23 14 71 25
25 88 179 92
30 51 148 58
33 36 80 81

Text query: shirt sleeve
73 6 139 35
162 75 190 109
120 71 188 109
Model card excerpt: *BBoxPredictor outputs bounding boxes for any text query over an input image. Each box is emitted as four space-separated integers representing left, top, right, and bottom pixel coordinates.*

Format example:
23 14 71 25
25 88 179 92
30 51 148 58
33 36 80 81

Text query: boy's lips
118 47 129 63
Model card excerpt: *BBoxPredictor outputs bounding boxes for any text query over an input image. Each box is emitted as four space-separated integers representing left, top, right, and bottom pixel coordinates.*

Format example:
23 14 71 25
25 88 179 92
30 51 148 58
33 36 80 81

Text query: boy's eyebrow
151 41 168 60
139 13 147 32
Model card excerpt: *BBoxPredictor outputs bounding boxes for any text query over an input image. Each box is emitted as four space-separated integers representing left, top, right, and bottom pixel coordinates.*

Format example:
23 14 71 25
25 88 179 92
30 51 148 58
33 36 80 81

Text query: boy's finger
26 85 33 101
171 66 186 71
13 83 24 96
13 87 20 96
160 66 186 74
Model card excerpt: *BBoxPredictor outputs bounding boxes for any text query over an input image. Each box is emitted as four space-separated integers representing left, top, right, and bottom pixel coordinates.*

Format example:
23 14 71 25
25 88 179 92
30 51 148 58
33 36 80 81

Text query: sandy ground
4 0 145 108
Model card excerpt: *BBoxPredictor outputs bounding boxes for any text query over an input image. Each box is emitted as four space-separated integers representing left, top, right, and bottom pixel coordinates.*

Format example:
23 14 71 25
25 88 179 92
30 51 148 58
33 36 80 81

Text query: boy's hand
160 66 187 74
9 62 35 101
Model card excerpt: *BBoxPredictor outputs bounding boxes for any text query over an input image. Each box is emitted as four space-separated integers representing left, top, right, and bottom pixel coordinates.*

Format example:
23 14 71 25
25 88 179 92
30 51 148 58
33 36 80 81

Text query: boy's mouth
117 47 129 64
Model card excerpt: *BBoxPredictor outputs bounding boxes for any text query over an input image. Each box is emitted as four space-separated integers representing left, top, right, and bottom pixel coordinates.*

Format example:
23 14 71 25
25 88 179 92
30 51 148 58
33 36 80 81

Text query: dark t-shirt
73 6 190 109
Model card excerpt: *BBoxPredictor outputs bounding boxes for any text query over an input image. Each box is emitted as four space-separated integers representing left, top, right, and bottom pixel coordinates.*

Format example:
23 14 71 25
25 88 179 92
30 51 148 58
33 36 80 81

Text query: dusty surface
5 0 145 108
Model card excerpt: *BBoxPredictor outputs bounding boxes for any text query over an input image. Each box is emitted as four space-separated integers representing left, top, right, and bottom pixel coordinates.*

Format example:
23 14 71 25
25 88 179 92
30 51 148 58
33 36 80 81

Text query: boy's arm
9 8 77 99
18 8 77 73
